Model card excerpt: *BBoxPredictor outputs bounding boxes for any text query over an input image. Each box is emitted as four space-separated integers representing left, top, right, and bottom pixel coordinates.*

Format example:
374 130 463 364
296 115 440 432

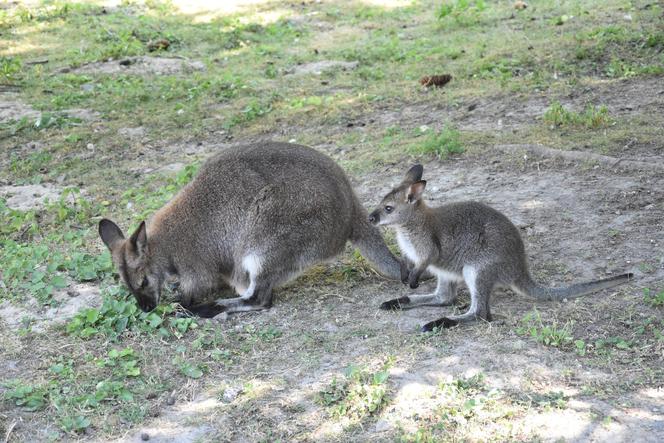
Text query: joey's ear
99 219 125 251
402 164 423 184
129 221 148 256
407 180 427 204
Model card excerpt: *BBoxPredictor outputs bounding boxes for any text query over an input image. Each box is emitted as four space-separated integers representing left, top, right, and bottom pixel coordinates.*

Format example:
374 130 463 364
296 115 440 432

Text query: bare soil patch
0 93 101 124
0 184 64 211
0 283 100 333
69 57 205 76
372 76 664 133
0 94 40 123
288 60 359 76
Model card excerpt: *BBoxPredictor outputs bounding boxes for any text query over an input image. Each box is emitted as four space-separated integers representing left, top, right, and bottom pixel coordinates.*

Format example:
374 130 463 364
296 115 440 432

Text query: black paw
400 262 410 285
409 280 420 289
380 296 411 310
421 317 459 332
184 302 226 318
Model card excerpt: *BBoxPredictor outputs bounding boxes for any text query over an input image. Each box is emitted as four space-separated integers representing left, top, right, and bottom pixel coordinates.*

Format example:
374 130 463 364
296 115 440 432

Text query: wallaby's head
98 219 161 312
369 165 427 227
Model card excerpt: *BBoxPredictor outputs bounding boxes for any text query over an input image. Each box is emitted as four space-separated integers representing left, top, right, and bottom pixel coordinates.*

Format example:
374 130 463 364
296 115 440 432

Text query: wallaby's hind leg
421 266 493 332
185 282 275 317
381 279 458 310
186 253 276 317
214 280 275 313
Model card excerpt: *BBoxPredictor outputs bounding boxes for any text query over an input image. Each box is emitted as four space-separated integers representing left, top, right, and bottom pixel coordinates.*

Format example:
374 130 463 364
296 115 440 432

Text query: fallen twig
494 144 664 173
4 421 17 443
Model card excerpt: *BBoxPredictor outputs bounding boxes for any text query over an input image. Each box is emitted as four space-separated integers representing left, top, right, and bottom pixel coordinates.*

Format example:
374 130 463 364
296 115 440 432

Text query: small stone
166 396 176 406
222 386 242 403
374 419 392 432
141 432 150 441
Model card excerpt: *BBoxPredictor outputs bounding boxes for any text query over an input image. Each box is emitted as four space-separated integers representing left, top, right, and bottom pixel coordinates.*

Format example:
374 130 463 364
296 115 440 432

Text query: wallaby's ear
99 219 125 251
407 180 427 204
129 221 148 256
403 164 424 184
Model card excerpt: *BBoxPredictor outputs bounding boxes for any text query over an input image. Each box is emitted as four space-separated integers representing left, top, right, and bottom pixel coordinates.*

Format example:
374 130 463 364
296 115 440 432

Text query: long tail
350 212 402 281
516 273 634 301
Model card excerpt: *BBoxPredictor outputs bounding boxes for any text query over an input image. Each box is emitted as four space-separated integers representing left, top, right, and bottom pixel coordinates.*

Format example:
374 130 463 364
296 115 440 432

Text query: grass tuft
409 126 464 159
543 101 611 129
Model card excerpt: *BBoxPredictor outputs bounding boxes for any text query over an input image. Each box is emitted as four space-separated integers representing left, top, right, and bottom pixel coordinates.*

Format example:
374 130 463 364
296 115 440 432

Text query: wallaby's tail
350 213 402 281
516 273 634 301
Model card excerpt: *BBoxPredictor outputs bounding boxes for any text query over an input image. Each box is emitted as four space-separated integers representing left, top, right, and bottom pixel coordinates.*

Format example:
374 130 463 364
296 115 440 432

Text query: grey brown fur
99 142 402 316
369 165 633 332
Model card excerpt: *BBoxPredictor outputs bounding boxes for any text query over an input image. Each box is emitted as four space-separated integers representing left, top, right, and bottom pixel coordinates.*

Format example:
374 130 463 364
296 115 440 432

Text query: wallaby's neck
145 204 180 280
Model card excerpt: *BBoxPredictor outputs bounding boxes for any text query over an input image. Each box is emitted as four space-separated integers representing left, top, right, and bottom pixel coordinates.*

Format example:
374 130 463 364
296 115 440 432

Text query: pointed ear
129 221 148 256
402 164 423 184
407 180 427 204
99 219 125 251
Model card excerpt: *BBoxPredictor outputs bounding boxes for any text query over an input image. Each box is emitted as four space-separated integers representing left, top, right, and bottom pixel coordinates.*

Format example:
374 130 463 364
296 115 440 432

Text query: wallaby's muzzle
137 296 157 313
368 210 380 225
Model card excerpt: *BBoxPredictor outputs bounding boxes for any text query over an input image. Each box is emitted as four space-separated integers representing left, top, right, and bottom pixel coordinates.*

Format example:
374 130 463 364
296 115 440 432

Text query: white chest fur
396 229 421 265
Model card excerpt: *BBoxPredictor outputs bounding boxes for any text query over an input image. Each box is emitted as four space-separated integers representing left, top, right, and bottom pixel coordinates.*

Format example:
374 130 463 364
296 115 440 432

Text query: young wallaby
99 142 403 317
369 165 633 332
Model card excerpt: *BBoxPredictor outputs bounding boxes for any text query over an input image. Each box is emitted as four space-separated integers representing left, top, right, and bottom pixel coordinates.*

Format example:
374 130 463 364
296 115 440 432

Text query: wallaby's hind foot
421 311 493 332
185 302 226 318
380 280 458 310
421 317 459 331
380 296 412 310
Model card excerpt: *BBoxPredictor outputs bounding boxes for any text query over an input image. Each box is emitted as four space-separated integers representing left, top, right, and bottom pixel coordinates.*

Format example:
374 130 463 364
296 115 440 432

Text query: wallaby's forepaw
380 296 411 310
184 301 226 318
408 276 420 289
400 262 410 285
421 317 459 332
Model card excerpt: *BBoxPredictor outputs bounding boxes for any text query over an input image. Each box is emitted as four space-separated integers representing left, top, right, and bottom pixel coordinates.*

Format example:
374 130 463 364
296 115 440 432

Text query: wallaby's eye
384 205 394 213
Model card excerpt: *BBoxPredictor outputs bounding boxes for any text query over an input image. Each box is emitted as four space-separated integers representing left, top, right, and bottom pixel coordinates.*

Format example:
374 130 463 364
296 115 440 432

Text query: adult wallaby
99 142 402 317
369 165 633 332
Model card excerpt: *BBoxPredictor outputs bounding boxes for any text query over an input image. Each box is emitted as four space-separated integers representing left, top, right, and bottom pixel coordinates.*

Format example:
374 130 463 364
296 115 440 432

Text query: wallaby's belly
427 265 464 283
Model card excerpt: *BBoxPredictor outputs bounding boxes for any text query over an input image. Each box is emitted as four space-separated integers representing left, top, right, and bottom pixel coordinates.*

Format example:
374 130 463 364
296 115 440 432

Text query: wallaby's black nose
368 211 379 224
139 300 156 312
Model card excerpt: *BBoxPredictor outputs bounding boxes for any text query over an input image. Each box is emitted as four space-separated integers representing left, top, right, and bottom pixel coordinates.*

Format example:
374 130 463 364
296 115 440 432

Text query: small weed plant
517 309 573 348
319 363 391 420
644 288 664 307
